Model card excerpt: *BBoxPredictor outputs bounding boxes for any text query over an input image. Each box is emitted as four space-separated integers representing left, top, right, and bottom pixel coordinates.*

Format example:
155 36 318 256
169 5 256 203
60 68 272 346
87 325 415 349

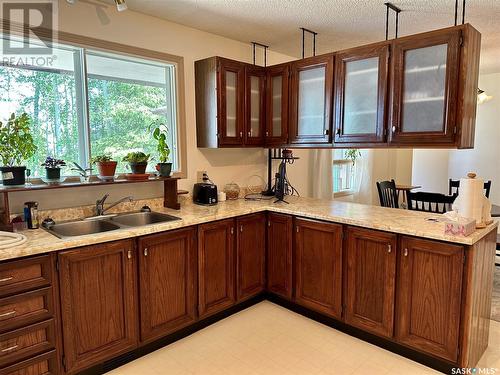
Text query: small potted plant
41 156 66 181
122 152 150 174
151 124 172 177
90 154 117 180
0 113 37 186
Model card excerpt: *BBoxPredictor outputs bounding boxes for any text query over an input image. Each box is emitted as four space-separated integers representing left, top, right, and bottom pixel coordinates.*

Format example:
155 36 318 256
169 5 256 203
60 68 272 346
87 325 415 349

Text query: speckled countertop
1 196 497 262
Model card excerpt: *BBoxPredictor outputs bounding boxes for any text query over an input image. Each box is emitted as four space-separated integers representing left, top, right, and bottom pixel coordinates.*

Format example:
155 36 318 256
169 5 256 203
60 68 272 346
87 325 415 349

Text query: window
0 34 179 177
333 149 356 197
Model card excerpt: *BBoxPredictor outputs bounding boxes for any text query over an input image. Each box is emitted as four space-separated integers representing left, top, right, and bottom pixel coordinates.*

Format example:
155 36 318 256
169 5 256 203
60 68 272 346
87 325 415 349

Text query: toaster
193 183 218 205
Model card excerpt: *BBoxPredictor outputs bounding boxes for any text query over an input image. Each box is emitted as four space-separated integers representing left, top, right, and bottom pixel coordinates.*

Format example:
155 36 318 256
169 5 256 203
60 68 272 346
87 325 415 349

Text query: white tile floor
107 301 500 375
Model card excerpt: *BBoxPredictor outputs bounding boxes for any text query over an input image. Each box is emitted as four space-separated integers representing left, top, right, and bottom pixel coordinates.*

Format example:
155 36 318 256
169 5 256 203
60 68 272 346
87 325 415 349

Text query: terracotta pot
96 161 117 177
129 162 147 174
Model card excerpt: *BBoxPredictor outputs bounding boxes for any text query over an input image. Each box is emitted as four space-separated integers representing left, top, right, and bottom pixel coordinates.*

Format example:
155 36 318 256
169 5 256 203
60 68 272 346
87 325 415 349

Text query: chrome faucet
96 194 134 216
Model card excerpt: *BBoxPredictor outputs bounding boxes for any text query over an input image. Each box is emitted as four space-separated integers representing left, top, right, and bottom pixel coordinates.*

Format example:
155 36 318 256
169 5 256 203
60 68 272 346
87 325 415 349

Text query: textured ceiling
122 0 500 73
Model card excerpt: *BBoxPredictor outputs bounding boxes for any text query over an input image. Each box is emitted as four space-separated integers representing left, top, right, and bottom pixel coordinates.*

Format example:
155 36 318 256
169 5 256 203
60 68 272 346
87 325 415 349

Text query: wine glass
25 168 32 187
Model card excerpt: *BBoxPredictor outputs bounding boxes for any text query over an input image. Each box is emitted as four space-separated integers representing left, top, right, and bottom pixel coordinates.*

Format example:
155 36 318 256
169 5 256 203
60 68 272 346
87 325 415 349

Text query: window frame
333 155 356 198
1 21 187 178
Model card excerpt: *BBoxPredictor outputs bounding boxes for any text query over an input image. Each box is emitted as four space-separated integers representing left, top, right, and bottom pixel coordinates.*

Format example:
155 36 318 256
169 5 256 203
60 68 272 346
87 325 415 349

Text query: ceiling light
478 89 493 104
114 0 127 12
66 0 76 3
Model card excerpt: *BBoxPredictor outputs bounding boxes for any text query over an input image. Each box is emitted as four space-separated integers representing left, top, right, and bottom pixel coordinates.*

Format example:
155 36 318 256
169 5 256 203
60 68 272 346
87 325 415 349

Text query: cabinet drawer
0 320 55 368
0 350 57 375
0 256 52 298
0 289 54 333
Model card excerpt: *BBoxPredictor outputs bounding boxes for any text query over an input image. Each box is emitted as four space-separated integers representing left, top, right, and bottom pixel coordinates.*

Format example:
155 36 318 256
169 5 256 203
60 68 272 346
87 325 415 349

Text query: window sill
334 190 355 198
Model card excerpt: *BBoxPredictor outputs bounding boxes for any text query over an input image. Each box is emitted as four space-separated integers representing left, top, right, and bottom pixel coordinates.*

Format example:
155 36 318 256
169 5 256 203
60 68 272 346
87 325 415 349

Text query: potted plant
90 154 117 180
0 113 37 186
151 124 172 177
122 152 150 174
41 156 66 181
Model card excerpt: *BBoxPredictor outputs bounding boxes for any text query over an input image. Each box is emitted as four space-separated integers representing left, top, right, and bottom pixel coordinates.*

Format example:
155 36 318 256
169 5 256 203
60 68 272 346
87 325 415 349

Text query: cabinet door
294 218 342 318
267 213 293 299
244 66 266 146
138 227 197 343
58 240 138 374
334 45 389 145
198 219 236 318
290 54 334 145
345 227 396 338
218 58 245 146
236 213 266 301
265 64 289 145
390 30 461 145
396 237 464 362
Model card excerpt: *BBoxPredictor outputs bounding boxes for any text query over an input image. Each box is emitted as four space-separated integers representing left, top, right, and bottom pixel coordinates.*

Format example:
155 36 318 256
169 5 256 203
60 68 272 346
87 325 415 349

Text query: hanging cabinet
195 24 480 149
334 44 389 145
289 54 334 146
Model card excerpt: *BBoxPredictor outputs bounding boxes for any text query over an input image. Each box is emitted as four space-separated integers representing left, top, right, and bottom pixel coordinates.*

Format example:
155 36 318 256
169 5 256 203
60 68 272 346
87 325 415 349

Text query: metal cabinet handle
239 131 243 137
1 345 18 353
127 250 132 259
230 227 234 235
404 248 408 257
296 227 299 233
248 131 251 137
0 310 16 319
267 221 271 227
392 125 397 133
265 131 269 137
0 276 13 283
240 225 243 232
387 244 392 253
143 248 148 257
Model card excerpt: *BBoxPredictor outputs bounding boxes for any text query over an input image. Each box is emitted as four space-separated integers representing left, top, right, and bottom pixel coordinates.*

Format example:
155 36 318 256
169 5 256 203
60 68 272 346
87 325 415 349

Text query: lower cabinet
198 219 236 319
395 236 464 362
345 227 397 338
294 218 343 318
138 228 198 343
236 214 266 301
58 240 138 374
266 213 293 299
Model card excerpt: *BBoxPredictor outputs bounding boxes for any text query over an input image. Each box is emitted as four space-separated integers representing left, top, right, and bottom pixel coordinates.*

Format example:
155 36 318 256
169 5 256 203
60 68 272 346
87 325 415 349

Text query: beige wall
9 0 294 213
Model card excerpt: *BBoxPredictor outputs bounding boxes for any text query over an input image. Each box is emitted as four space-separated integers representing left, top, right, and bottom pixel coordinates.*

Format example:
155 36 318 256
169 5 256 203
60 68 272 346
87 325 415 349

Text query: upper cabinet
289 54 334 145
195 24 480 149
334 44 389 145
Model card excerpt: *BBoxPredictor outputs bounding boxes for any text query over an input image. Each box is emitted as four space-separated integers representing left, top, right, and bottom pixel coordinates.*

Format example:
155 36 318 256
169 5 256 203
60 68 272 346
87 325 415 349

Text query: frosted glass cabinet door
218 59 244 146
390 31 460 145
265 65 289 145
334 45 389 144
290 55 333 144
245 67 265 145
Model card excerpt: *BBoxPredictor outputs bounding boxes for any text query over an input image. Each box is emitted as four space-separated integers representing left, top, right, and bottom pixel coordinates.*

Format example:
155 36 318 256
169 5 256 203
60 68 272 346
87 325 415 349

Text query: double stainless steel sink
44 211 181 239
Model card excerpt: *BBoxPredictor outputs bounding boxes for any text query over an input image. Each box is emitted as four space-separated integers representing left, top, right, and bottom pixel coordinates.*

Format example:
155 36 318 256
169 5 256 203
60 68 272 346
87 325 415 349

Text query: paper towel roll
458 175 484 223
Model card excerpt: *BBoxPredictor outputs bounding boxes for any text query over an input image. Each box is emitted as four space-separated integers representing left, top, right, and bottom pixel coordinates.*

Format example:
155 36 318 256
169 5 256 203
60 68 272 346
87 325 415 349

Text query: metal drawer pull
387 244 392 253
404 248 408 257
392 125 396 133
1 345 18 353
230 227 234 235
144 248 148 257
0 276 13 283
239 132 243 137
0 311 16 319
267 221 271 227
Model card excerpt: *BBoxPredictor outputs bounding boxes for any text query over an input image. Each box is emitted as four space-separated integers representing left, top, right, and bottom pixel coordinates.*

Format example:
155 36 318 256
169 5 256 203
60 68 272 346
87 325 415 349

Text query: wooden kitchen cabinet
334 44 389 145
265 63 289 146
294 218 343 318
345 227 396 338
58 240 138 374
396 236 464 362
289 54 334 145
138 227 197 343
236 213 266 301
198 219 236 318
245 65 266 146
266 213 293 299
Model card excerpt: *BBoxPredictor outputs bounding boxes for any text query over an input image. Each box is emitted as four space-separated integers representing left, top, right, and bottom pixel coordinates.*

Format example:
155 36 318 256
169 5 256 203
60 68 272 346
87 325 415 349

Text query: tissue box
443 217 476 237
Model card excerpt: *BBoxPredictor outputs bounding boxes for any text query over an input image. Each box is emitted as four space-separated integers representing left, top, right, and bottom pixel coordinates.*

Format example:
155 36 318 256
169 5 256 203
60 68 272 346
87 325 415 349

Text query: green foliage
150 123 170 163
0 112 37 166
344 149 361 166
122 151 150 163
90 154 114 164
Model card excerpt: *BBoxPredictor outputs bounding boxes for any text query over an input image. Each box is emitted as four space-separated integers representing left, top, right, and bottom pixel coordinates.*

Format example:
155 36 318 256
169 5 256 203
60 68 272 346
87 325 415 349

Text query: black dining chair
449 178 491 198
406 191 458 214
376 179 399 208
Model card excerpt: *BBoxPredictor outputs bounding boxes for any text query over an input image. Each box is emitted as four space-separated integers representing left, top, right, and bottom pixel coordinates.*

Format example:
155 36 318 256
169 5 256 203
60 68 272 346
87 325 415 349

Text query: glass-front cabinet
289 54 334 145
265 64 289 146
245 66 266 146
389 30 461 145
334 45 389 145
218 58 245 146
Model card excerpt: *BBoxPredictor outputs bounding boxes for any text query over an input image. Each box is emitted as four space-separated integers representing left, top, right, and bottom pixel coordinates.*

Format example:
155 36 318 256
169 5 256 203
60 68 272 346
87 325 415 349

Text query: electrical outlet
197 171 207 183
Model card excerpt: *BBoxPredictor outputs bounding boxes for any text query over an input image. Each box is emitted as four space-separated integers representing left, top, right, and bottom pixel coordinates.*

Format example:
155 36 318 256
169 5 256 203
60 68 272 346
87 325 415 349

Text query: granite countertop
1 196 497 262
